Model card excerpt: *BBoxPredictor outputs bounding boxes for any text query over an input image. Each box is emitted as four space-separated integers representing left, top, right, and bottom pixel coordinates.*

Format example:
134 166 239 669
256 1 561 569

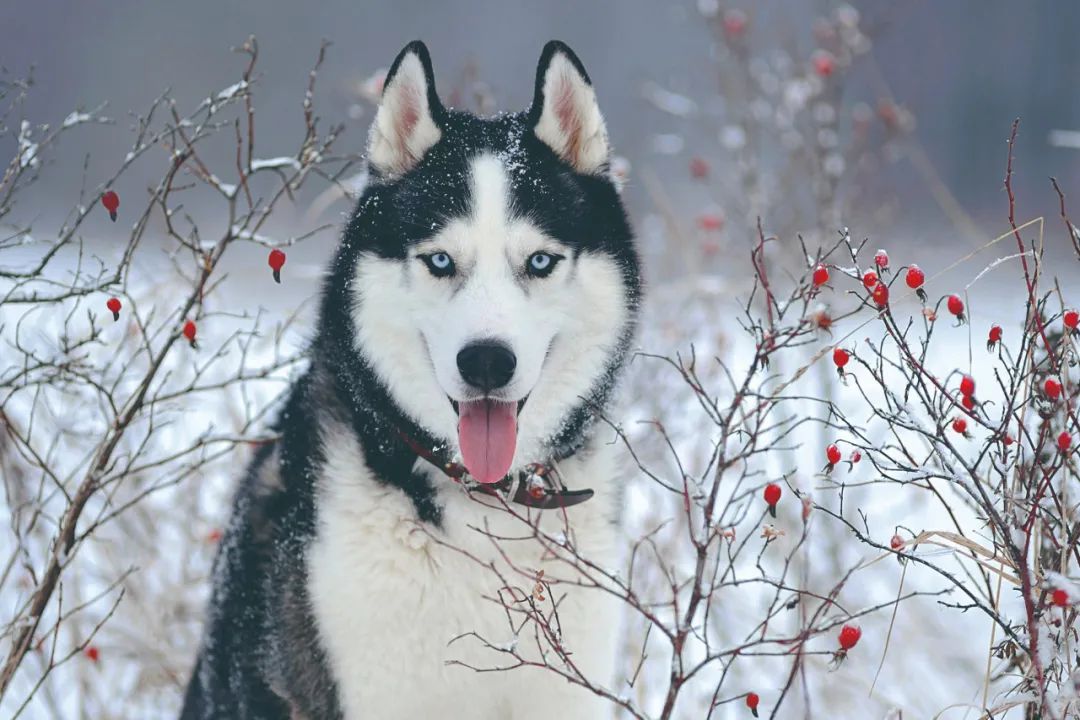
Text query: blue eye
421 252 455 278
526 252 562 278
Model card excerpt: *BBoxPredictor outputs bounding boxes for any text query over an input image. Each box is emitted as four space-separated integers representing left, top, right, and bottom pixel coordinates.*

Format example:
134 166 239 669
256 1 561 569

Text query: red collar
395 428 593 509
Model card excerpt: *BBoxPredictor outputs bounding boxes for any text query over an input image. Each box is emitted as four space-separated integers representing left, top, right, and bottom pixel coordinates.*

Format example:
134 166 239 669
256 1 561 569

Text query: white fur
307 423 623 719
533 52 610 174
353 154 629 466
367 51 442 177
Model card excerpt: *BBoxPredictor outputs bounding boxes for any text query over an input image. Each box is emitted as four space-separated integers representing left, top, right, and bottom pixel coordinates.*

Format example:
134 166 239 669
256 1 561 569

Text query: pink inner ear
395 85 421 155
553 76 583 162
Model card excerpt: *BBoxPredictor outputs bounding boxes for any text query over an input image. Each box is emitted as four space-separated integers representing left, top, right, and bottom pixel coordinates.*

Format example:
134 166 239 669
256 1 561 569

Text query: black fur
180 40 640 719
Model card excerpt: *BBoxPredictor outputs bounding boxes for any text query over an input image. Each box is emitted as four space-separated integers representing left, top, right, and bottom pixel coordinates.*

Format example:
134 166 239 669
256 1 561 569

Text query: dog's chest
305 429 619 719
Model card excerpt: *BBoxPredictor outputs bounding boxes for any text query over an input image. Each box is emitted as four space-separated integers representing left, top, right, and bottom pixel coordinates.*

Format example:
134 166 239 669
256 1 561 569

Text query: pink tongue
457 399 517 484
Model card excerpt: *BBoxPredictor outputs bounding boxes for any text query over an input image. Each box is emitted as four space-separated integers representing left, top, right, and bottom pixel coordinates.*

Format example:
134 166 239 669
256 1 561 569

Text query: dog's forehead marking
468 154 511 239
438 151 548 267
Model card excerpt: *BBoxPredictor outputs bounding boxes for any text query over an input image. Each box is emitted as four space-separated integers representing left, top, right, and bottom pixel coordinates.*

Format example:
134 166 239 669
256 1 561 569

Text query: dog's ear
528 41 609 174
367 41 445 177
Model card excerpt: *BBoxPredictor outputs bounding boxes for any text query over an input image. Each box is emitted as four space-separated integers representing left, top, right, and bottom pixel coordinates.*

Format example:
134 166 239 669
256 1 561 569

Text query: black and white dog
181 40 641 719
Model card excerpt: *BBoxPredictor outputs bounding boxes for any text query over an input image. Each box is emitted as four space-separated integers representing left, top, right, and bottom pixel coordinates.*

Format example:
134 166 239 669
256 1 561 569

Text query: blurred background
4 0 1080 267
3 1 1080 718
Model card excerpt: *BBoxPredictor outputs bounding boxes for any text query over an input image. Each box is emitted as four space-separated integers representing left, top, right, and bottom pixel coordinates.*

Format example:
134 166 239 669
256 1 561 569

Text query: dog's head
337 40 639 484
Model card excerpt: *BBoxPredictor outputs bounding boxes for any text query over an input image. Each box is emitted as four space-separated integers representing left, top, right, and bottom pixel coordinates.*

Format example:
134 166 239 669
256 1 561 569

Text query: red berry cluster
958 374 976 414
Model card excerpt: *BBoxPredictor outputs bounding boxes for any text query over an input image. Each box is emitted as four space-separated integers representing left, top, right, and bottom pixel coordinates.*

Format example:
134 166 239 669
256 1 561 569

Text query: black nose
457 342 516 392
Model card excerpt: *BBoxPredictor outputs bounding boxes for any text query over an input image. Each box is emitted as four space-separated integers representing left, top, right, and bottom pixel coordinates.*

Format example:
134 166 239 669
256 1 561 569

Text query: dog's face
344 41 639 483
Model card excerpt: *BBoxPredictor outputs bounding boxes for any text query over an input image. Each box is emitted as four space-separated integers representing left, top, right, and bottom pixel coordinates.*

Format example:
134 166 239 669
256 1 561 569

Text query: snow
214 80 248 102
61 111 92 128
17 120 40 169
1048 129 1080 149
208 175 237 197
250 156 302 172
228 225 274 244
642 82 698 117
492 635 519 653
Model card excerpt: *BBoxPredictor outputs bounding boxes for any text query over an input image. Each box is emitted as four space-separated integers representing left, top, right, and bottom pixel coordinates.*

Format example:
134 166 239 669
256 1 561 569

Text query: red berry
947 295 964 317
1045 378 1062 402
763 483 782 506
763 482 781 518
838 624 861 650
905 264 925 290
959 375 975 397
206 528 223 543
826 444 842 465
872 282 889 308
698 213 724 232
1053 589 1070 607
183 320 197 346
101 190 119 221
890 534 903 551
1065 310 1079 330
833 348 850 369
268 248 287 284
106 297 122 321
874 249 889 269
961 394 975 412
745 691 760 715
723 9 749 38
84 646 100 662
689 157 710 179
987 324 1002 351
811 49 835 77
952 418 967 434
850 450 861 463
1003 433 1014 446
812 264 829 287
862 270 878 290
1059 431 1073 453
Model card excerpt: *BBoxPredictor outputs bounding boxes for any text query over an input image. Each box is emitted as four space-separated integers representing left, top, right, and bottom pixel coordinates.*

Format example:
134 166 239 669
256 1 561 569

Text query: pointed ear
528 41 610 174
367 41 445 177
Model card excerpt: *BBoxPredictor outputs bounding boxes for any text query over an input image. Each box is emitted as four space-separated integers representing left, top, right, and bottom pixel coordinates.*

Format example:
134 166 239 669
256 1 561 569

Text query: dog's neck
307 352 607 523
393 425 595 509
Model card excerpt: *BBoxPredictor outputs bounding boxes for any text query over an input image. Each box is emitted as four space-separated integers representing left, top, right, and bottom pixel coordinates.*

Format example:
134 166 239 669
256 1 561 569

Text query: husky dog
181 39 641 719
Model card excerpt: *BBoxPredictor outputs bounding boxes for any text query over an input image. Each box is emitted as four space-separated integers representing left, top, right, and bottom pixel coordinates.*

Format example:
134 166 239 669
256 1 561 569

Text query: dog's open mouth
449 396 528 484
